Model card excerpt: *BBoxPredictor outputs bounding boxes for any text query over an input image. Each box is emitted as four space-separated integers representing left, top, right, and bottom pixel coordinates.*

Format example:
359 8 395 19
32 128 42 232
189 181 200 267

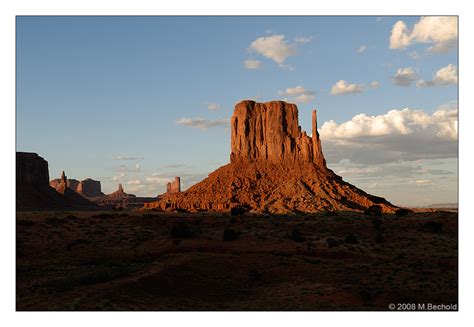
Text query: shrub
326 237 340 248
375 231 385 243
170 222 194 238
365 205 382 216
344 233 360 244
17 219 35 227
223 228 238 241
248 268 263 281
395 208 410 216
289 228 306 242
230 206 247 216
423 221 443 233
325 211 338 217
372 218 383 231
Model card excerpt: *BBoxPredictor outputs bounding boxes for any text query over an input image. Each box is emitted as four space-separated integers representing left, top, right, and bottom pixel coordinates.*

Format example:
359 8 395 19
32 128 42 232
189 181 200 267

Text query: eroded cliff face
50 175 104 198
230 101 325 167
16 152 98 210
144 100 396 213
166 177 181 194
16 152 49 187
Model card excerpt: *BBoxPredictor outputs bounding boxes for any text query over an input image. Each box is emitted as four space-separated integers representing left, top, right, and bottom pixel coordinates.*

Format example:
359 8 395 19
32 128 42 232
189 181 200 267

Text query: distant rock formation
144 100 397 213
50 175 104 198
17 152 50 187
77 178 104 197
91 183 155 209
166 177 181 194
107 183 136 198
17 152 98 210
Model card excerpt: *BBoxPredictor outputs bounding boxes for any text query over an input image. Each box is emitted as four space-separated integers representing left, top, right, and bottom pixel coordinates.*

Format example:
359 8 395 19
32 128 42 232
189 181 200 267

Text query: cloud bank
320 105 457 164
390 16 458 53
417 64 458 88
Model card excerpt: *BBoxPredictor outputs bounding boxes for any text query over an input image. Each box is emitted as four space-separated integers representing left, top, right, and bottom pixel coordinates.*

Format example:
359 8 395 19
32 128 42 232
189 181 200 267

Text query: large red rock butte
16 152 98 210
144 100 397 213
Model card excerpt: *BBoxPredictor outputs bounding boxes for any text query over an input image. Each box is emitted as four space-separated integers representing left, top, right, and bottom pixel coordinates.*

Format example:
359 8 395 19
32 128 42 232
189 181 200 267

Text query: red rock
107 183 136 198
145 101 396 213
145 100 397 214
166 177 181 194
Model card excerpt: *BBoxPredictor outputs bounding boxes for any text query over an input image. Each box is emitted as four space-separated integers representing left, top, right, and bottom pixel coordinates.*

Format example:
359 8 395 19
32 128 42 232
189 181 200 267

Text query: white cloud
294 36 313 44
357 45 367 53
320 105 458 165
389 20 412 50
176 117 228 130
330 80 364 95
249 34 297 65
249 34 311 67
244 59 263 70
115 164 140 173
278 85 316 104
417 64 458 88
206 102 220 111
389 16 458 53
370 81 380 89
410 179 432 185
391 67 419 86
112 156 144 160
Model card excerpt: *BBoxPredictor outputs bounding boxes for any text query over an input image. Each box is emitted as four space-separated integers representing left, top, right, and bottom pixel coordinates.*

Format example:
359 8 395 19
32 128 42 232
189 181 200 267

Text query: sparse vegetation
326 237 340 247
395 208 410 216
223 228 238 241
170 222 194 238
365 205 382 216
16 209 458 311
423 221 444 233
344 233 360 244
289 228 306 242
230 206 247 216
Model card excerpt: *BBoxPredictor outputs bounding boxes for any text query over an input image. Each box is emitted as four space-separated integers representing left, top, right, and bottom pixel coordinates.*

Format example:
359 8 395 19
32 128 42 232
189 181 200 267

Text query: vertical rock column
312 110 326 167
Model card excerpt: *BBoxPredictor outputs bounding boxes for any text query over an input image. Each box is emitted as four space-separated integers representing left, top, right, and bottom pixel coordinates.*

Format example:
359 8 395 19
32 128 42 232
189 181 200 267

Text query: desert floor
16 209 457 311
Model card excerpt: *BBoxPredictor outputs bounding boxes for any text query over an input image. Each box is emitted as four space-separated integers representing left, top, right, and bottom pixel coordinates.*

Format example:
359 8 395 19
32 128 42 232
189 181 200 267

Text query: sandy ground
16 209 457 311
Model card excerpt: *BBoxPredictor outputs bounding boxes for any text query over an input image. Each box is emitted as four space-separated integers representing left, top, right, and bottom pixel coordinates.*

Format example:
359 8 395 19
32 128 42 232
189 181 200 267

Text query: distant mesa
166 177 181 194
145 100 398 213
92 183 158 209
16 152 98 210
50 172 104 198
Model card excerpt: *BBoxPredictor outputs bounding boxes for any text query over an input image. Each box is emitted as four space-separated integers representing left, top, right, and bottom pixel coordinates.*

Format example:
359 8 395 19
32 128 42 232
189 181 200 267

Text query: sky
16 16 458 206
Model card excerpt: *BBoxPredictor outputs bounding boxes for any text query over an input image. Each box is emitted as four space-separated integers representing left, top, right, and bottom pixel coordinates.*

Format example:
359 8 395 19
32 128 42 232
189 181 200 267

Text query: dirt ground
16 209 458 311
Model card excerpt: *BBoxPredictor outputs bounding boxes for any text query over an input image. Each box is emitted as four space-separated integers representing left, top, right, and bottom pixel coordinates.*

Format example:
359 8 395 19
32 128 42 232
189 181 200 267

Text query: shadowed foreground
17 210 457 310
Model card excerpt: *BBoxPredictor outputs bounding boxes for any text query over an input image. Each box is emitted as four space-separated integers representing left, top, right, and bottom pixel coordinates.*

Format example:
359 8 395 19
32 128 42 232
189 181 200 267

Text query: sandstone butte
149 100 397 214
107 183 136 198
16 152 98 210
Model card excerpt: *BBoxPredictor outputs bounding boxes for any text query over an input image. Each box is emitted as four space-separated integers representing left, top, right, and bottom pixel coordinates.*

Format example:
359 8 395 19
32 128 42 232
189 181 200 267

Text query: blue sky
16 16 458 206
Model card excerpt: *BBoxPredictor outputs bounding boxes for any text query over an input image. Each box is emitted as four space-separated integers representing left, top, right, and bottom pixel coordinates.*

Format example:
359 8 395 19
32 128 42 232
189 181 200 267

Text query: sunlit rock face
145 100 396 214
